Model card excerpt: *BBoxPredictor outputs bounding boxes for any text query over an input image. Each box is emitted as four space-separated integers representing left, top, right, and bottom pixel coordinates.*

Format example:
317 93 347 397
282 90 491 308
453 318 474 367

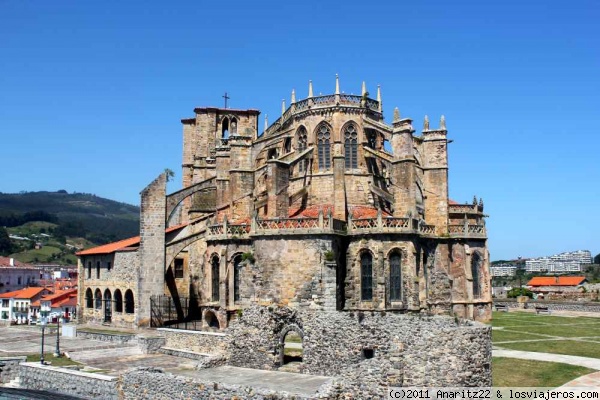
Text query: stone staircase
157 346 211 361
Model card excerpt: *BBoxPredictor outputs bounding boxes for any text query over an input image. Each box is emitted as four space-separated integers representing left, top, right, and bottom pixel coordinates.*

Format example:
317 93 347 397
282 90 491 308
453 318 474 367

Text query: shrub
507 287 534 298
241 252 255 263
324 250 335 262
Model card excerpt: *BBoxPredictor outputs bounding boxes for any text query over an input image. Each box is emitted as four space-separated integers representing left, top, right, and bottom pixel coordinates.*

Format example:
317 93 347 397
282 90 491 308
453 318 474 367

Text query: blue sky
1 1 598 260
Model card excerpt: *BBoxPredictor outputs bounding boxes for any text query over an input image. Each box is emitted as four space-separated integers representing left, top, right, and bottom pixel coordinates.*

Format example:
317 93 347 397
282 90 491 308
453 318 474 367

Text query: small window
106 261 112 271
96 261 101 279
284 137 292 153
233 255 242 303
17 277 21 285
362 348 375 359
389 252 402 301
174 258 184 279
87 262 92 279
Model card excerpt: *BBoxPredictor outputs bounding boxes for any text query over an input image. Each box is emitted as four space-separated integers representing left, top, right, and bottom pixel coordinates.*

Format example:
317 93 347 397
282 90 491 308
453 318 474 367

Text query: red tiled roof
41 289 77 302
527 276 587 286
448 199 459 205
76 236 141 256
77 223 190 256
55 296 77 307
0 287 49 299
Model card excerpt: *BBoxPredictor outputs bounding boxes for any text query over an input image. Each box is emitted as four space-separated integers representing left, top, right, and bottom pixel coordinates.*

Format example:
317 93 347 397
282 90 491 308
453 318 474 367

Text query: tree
164 168 175 182
0 227 13 256
594 253 600 265
507 287 534 298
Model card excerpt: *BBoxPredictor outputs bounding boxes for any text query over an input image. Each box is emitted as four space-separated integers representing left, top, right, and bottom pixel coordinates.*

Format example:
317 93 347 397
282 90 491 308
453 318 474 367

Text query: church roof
527 276 587 286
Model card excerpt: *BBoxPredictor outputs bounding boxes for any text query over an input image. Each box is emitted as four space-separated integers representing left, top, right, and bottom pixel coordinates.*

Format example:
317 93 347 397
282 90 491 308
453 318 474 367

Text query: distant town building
490 263 518 277
0 257 39 293
525 250 592 273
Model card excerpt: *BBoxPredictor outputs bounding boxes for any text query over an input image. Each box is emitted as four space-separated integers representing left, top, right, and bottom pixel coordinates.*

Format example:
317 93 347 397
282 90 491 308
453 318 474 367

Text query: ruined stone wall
224 306 491 391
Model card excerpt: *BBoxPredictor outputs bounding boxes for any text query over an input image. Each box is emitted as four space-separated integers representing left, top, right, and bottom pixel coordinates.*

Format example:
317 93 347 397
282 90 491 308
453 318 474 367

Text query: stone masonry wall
18 363 119 400
159 328 228 355
494 299 600 313
0 356 26 384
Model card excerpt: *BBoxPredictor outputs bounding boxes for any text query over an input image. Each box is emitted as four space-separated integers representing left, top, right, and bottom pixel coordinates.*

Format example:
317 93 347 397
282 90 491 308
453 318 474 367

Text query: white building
525 250 593 273
490 263 518 277
0 257 39 293
0 287 51 324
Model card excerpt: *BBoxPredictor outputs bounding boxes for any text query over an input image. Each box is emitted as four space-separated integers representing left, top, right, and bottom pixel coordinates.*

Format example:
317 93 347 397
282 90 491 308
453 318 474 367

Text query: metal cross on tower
222 92 230 109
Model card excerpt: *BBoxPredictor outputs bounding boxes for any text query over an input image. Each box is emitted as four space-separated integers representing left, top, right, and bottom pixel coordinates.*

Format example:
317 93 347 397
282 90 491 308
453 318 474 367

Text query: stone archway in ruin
279 324 304 366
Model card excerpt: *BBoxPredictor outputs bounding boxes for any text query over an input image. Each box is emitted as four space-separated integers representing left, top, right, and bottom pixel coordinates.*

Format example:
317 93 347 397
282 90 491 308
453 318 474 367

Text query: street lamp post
54 316 62 357
40 317 47 365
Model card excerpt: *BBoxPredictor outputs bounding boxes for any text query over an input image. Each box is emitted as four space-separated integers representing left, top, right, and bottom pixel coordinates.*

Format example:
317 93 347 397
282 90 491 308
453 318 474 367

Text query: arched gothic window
233 255 242 303
222 117 229 138
114 289 123 313
361 252 373 301
94 288 102 309
211 255 220 302
124 289 134 314
317 124 331 170
296 127 308 172
472 252 482 298
389 252 402 301
85 288 93 308
344 125 358 169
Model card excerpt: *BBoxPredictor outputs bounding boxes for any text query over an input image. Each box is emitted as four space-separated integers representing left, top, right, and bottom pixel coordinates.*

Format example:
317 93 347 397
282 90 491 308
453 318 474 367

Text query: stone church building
77 76 490 330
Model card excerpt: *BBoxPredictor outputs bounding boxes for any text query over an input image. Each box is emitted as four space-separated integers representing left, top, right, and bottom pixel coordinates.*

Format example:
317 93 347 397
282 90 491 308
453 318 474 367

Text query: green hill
0 191 140 264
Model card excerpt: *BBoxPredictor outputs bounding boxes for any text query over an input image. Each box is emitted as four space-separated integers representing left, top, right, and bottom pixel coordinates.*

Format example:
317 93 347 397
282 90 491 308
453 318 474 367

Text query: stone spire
281 99 286 116
308 80 313 98
361 81 367 96
479 197 484 209
335 74 340 95
264 114 268 132
291 89 296 104
393 107 400 122
377 85 382 112
440 115 446 130
473 195 478 205
424 115 430 131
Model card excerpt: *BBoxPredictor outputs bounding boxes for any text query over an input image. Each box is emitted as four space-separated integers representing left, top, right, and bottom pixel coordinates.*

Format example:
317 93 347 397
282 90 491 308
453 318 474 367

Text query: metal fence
150 294 202 330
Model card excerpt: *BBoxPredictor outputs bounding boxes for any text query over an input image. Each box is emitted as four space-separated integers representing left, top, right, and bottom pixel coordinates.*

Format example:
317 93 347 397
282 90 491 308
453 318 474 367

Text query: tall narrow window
174 258 184 279
222 117 229 139
94 288 102 309
361 252 373 301
296 127 308 172
389 252 402 301
344 125 358 169
87 261 91 279
211 256 220 302
85 288 93 308
114 289 123 313
96 261 100 279
472 252 482 298
233 255 242 303
317 124 331 170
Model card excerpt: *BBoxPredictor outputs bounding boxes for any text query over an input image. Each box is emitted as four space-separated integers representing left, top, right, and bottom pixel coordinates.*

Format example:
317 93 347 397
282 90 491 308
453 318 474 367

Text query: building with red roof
0 257 40 294
527 276 587 293
0 286 52 324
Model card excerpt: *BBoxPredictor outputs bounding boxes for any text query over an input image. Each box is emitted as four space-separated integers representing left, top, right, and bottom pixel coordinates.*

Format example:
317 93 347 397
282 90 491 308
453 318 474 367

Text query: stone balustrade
448 203 483 214
348 215 437 236
448 224 486 238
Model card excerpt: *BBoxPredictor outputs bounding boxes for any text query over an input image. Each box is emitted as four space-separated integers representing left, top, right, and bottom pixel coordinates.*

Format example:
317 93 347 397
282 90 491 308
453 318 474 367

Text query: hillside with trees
0 191 140 264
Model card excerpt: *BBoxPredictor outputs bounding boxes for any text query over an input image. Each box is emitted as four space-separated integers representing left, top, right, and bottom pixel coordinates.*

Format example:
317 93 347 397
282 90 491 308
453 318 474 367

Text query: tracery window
211 255 220 302
389 252 402 301
296 127 308 172
361 252 373 301
472 252 482 298
344 125 358 169
317 124 331 170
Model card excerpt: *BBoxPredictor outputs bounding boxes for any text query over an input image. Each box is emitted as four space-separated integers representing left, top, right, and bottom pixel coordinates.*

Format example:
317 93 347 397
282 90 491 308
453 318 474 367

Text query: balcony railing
448 204 483 214
263 94 381 136
348 213 437 236
448 224 487 238
12 307 29 313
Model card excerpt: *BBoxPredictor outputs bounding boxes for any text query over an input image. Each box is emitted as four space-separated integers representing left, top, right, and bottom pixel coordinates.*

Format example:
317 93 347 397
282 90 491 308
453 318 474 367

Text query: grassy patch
26 353 81 367
493 357 595 387
506 324 600 338
498 339 600 359
7 221 58 236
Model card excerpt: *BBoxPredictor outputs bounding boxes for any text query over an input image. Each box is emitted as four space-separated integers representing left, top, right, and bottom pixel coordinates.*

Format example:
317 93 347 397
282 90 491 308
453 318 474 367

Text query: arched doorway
279 325 303 370
103 289 112 323
204 310 220 330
